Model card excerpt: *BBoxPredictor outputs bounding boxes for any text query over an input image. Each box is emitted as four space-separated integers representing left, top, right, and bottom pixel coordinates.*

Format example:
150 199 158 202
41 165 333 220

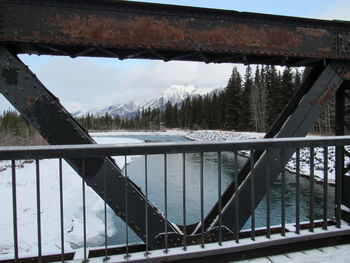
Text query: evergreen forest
0 65 342 146
78 65 337 135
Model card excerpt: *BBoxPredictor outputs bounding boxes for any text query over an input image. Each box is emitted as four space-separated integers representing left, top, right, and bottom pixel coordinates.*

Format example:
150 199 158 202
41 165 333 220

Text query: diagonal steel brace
205 63 345 233
0 47 179 248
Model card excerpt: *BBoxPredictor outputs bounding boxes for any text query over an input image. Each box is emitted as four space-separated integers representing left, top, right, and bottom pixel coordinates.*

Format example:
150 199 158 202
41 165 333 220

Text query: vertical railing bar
124 156 129 259
164 154 168 253
145 155 149 256
82 159 87 262
103 159 109 262
250 150 255 241
218 152 222 246
234 151 239 243
335 146 342 228
310 147 314 232
183 153 187 251
36 159 42 262
59 158 65 263
266 149 271 239
281 149 286 237
11 160 19 263
200 152 204 248
296 148 300 235
323 147 328 230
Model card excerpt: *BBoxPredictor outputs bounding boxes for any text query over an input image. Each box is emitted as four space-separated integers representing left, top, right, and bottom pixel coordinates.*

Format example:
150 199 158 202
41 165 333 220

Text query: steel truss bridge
0 0 350 262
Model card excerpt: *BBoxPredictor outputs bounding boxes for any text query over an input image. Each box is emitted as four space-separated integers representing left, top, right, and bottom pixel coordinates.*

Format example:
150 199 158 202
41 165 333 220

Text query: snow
0 136 142 259
75 85 213 118
160 84 210 105
0 129 348 259
92 129 188 137
185 130 350 184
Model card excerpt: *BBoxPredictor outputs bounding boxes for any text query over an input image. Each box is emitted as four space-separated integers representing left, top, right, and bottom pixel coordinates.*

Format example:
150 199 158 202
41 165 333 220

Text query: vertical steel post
183 153 187 250
11 160 19 263
59 159 65 262
296 149 300 234
250 150 255 241
218 152 222 246
36 160 42 262
335 84 345 226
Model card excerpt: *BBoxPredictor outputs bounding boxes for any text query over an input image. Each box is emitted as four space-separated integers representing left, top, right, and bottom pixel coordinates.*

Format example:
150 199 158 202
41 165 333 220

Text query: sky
1 0 350 113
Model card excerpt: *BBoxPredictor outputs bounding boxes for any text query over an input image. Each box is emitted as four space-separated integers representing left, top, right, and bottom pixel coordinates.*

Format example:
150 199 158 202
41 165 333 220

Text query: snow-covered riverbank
0 129 348 259
186 129 349 185
0 135 143 259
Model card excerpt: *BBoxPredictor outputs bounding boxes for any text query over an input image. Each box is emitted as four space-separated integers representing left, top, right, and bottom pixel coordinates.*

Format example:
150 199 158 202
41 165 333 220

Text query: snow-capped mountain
151 85 210 110
75 85 215 118
77 101 139 118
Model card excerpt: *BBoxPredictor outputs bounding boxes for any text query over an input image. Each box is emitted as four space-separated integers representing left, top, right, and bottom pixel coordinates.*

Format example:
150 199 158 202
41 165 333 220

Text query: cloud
310 0 350 20
15 56 240 112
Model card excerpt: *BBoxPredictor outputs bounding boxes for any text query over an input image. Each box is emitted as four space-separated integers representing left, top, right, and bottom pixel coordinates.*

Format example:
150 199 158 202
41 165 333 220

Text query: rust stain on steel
52 13 306 52
296 27 330 38
316 85 337 107
55 14 185 47
191 24 303 50
341 71 350 80
27 95 45 106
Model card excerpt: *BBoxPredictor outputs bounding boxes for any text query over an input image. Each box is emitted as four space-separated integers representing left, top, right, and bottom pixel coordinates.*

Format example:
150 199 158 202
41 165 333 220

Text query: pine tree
241 65 253 130
224 67 242 130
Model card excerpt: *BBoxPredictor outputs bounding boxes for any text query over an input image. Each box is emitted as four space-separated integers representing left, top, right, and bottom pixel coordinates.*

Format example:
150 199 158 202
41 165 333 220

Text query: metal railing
0 136 350 263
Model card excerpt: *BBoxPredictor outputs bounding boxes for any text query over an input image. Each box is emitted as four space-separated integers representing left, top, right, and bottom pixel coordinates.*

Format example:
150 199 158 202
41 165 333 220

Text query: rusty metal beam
1 0 350 65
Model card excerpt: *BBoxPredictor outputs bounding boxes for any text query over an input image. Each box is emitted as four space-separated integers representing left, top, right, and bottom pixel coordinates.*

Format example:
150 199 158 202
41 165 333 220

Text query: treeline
0 65 343 145
78 108 163 130
0 110 45 146
76 65 340 134
161 66 302 132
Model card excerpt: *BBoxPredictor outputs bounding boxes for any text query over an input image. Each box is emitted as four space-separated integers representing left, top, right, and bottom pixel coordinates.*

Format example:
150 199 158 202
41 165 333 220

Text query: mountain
75 85 219 118
77 101 139 119
151 85 210 110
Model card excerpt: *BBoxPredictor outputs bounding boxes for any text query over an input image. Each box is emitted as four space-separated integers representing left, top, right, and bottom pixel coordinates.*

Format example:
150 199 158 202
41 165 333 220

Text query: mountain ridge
74 85 222 118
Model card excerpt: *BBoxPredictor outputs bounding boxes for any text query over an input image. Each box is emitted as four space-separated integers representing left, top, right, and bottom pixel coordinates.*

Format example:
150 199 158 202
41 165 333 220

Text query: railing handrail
0 135 349 160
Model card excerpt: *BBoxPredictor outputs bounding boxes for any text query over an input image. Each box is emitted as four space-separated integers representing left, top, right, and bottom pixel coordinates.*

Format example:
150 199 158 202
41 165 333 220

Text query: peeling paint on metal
317 85 337 107
27 95 45 106
297 27 330 38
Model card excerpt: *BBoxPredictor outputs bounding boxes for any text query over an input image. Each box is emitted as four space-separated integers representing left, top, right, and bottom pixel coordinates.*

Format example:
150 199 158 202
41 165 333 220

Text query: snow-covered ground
186 130 350 184
0 135 142 260
0 129 348 259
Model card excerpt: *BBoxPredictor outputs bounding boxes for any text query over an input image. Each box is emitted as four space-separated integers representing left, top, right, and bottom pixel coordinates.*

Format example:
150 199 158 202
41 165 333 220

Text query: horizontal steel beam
0 135 349 160
1 0 350 64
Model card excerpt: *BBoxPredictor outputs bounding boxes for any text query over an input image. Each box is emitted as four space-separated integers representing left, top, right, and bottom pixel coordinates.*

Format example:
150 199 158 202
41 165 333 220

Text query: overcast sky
1 0 350 113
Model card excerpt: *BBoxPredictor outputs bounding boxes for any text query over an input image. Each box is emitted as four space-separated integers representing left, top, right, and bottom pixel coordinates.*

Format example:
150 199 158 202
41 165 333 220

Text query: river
103 134 335 245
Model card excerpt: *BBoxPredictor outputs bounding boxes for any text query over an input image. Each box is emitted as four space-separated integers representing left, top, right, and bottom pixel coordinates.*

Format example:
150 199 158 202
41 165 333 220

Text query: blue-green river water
104 134 335 245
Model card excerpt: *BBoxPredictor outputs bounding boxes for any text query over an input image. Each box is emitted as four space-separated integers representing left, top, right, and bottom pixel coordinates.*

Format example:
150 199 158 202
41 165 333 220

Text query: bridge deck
238 243 350 263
